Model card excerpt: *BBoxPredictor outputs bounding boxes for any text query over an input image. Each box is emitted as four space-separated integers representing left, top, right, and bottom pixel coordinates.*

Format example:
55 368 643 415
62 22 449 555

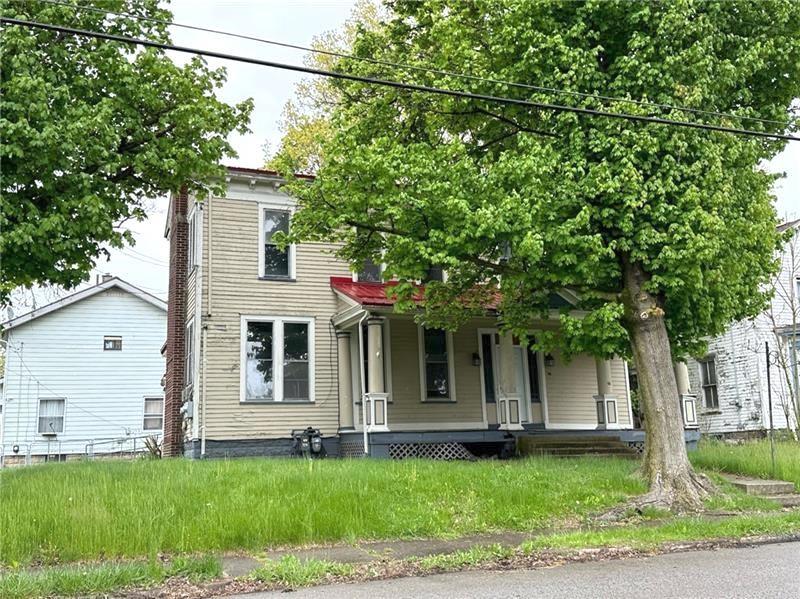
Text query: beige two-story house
162 166 697 459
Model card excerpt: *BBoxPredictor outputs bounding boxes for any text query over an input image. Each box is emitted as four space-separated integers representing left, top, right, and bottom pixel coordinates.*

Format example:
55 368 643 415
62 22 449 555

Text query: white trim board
354 422 487 432
2 278 166 331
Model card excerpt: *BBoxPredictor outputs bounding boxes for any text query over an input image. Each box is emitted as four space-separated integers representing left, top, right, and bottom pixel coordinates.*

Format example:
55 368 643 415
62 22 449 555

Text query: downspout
193 203 204 454
0 338 7 467
206 195 213 317
201 325 208 458
357 311 369 455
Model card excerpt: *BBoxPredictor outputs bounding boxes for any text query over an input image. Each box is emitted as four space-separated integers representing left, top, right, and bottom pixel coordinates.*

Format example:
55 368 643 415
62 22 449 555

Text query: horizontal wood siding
200 194 351 440
1 290 166 455
545 350 632 428
386 317 485 427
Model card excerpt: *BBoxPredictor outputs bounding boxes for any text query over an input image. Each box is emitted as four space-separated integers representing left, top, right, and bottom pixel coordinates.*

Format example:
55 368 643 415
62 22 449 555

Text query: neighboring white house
0 277 167 463
686 220 799 437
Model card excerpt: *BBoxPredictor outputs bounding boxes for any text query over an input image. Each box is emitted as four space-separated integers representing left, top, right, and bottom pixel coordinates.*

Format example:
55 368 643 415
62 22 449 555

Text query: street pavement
232 541 800 598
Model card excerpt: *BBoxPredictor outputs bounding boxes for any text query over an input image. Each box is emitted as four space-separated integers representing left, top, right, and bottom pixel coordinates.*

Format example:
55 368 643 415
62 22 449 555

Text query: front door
479 331 542 426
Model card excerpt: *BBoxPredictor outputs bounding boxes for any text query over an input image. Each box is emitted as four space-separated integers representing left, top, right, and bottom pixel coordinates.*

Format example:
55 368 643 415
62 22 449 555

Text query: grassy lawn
691 439 800 488
0 456 644 566
0 556 220 599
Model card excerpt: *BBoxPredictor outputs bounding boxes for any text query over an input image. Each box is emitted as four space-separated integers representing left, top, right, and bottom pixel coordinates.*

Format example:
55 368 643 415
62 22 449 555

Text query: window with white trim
261 208 293 278
242 316 314 402
419 327 455 401
38 398 65 434
143 397 164 431
699 356 718 409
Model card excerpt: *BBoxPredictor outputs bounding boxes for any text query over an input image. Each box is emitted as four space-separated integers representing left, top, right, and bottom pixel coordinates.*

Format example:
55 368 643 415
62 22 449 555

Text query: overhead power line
38 0 795 129
3 17 799 142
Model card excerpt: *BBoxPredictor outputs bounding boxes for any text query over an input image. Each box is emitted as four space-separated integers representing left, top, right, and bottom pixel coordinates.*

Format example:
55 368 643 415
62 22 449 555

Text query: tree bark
619 259 715 512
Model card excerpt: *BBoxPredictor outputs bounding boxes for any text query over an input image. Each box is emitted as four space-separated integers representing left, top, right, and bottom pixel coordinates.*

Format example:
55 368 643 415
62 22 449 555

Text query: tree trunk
620 259 714 512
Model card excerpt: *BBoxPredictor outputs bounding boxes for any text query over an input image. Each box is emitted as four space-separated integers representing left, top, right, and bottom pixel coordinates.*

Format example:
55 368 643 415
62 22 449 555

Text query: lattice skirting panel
388 442 476 461
339 442 367 458
627 441 645 454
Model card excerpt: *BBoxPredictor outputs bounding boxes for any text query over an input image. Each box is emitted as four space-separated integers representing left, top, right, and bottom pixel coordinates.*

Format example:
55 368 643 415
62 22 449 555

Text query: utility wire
7 358 132 430
37 0 797 129
4 17 799 142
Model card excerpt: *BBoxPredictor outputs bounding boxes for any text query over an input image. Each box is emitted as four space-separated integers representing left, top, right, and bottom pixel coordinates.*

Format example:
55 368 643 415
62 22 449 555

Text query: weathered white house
685 220 799 437
0 277 167 463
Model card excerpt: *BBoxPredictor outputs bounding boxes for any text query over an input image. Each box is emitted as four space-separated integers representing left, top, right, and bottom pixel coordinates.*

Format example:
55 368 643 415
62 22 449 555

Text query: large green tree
278 0 800 510
1 0 252 298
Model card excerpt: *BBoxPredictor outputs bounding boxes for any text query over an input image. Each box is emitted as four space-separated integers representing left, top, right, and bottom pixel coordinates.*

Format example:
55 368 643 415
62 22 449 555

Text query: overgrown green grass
0 555 221 599
522 511 800 551
691 440 800 488
250 555 355 587
0 457 644 565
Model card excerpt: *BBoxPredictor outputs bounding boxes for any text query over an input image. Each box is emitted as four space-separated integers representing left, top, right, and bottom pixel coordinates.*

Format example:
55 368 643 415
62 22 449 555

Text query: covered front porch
329 277 704 458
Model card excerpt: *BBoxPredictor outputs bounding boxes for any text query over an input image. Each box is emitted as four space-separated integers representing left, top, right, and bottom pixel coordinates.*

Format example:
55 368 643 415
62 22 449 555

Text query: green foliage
0 555 221 599
0 0 252 298
279 0 800 358
250 556 355 588
691 439 800 488
266 0 384 174
521 511 800 551
0 456 643 565
414 544 515 571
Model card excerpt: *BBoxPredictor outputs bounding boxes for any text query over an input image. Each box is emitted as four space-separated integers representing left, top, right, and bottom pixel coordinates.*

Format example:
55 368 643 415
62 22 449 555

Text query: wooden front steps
517 435 639 459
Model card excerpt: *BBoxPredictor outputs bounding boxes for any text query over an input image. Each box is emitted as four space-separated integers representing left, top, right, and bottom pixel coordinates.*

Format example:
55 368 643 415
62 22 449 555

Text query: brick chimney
163 187 189 457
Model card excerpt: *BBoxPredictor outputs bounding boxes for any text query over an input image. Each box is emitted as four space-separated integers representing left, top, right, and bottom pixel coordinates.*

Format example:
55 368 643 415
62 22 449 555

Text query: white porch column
674 361 698 428
365 316 388 431
498 332 523 430
366 316 385 394
594 358 619 429
336 330 354 431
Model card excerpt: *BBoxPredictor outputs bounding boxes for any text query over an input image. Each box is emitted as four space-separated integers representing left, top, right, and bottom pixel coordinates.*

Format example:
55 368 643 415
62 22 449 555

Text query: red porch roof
330 276 415 306
330 276 503 310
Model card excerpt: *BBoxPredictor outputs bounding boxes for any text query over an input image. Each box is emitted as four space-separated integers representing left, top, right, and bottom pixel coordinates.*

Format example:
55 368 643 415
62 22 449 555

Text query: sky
83 0 798 301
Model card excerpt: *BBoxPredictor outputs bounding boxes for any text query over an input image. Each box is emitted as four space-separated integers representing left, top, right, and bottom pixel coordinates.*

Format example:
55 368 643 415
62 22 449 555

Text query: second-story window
103 336 122 351
356 258 382 282
261 208 292 278
423 265 444 282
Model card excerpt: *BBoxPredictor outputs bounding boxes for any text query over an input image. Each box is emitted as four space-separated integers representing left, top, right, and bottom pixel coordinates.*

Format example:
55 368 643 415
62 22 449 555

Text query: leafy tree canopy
1 0 253 299
279 0 800 361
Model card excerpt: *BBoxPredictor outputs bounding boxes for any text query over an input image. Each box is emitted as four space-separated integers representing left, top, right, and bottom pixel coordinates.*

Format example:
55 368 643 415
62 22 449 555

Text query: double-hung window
38 398 65 434
143 397 164 431
699 356 719 409
242 316 314 402
419 327 456 401
260 207 294 279
355 258 382 282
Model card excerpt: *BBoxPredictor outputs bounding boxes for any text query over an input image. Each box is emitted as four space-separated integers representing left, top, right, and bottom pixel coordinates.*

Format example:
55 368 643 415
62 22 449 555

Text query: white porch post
366 316 388 431
674 361 698 428
336 330 354 431
498 332 523 430
594 358 620 429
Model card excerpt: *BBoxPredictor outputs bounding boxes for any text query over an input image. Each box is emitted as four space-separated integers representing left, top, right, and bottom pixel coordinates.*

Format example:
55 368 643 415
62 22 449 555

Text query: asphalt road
238 541 800 598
